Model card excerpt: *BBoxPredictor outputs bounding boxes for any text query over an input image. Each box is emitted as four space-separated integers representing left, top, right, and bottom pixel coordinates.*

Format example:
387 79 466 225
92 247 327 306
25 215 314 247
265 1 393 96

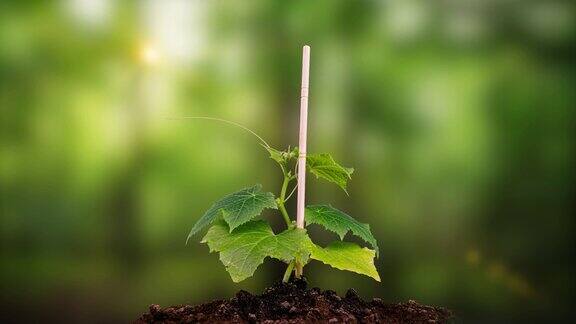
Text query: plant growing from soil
139 46 456 324
186 46 380 284
186 140 380 283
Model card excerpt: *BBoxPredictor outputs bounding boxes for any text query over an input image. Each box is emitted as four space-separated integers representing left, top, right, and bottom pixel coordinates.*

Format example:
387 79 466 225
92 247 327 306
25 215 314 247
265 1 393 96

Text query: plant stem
282 261 295 282
278 204 291 228
277 174 292 227
295 261 303 278
278 170 297 279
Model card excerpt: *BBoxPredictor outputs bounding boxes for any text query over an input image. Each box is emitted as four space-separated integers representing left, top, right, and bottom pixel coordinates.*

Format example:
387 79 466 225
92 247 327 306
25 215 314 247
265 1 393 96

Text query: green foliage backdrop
0 1 574 322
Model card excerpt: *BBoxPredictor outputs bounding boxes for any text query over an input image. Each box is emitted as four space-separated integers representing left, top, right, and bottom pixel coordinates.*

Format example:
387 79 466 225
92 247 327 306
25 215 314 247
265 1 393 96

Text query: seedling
186 46 380 283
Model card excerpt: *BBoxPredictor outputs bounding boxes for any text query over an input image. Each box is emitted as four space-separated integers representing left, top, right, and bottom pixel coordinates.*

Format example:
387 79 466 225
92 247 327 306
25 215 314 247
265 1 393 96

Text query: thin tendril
285 183 298 201
166 116 271 148
285 158 300 201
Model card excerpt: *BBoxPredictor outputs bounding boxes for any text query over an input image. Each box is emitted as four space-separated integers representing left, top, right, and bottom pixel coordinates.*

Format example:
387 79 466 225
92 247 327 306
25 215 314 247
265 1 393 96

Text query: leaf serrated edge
201 221 313 282
308 241 381 282
305 204 379 257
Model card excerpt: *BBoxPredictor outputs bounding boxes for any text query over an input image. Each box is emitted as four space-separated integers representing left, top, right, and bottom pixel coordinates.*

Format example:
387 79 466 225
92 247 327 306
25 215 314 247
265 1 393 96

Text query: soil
135 279 454 323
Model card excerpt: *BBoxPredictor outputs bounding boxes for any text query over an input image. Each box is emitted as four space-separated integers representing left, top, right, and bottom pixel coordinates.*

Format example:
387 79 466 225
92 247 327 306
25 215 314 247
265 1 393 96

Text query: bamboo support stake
296 45 310 230
294 45 310 277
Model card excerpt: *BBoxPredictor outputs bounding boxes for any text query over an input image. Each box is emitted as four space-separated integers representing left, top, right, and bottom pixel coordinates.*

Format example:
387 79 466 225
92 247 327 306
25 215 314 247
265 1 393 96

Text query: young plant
186 138 380 283
186 46 379 283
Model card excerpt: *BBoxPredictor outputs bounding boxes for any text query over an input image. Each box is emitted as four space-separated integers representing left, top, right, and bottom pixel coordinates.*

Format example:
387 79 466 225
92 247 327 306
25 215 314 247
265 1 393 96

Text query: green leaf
309 241 380 281
274 226 312 264
263 145 285 164
264 145 298 166
187 185 277 242
306 153 354 193
202 220 311 282
305 205 379 257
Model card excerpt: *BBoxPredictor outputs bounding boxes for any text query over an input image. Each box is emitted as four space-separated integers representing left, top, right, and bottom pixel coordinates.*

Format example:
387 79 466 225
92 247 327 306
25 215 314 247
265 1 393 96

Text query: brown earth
135 279 454 323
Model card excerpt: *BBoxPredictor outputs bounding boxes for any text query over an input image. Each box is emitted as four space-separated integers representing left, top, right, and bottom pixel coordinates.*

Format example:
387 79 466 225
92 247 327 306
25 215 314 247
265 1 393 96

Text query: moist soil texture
136 279 453 323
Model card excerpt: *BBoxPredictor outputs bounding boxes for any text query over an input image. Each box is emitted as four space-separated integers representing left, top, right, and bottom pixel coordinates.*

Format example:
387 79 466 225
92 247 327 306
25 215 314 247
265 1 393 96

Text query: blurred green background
1 0 574 322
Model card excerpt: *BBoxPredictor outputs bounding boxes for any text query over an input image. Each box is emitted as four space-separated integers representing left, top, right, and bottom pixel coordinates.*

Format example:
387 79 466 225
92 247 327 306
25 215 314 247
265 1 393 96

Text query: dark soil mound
136 279 454 323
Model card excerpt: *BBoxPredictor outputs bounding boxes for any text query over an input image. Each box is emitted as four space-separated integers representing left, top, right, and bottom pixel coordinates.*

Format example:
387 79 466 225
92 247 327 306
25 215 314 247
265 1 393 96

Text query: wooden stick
296 45 310 230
